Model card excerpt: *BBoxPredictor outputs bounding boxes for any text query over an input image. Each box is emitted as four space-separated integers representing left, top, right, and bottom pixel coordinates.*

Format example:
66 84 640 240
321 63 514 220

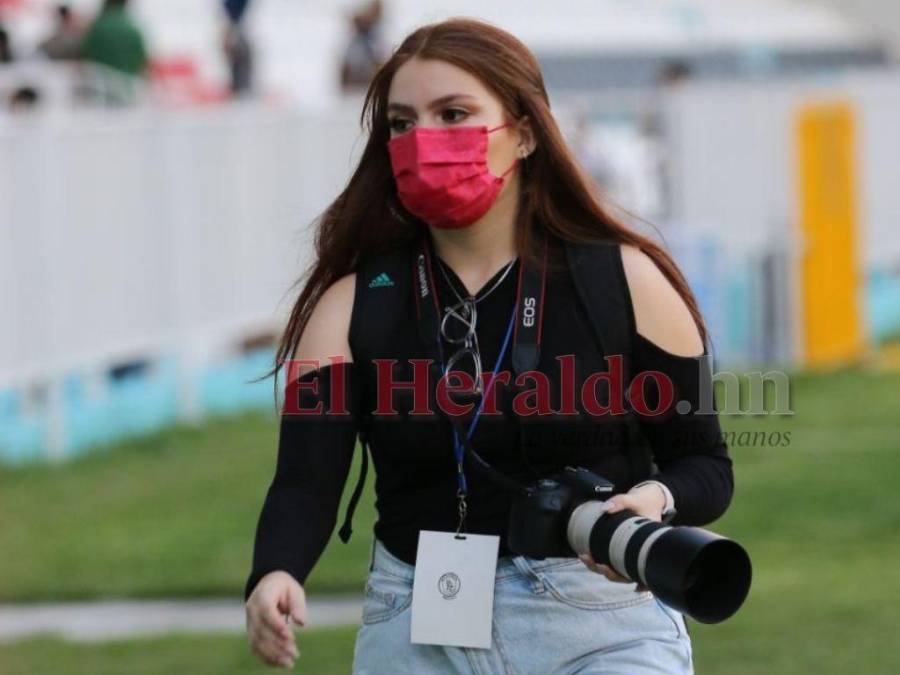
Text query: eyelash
389 108 469 133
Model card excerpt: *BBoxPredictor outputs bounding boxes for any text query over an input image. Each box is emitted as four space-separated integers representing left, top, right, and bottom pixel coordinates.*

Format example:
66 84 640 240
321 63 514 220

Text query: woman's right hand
245 570 307 668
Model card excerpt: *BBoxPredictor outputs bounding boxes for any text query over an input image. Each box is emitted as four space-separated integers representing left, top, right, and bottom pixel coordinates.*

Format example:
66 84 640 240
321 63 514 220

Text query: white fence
1 101 365 460
4 67 900 461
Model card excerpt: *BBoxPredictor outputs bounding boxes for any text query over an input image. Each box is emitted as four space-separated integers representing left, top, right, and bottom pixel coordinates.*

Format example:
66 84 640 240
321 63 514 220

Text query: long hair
261 17 708 404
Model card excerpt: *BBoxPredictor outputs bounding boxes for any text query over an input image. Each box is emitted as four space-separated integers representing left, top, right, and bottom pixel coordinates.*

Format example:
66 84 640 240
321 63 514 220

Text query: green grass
0 628 359 675
1 368 899 673
688 367 900 674
0 409 376 601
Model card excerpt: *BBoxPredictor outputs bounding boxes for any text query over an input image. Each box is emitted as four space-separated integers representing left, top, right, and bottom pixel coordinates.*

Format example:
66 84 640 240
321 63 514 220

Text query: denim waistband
369 537 583 584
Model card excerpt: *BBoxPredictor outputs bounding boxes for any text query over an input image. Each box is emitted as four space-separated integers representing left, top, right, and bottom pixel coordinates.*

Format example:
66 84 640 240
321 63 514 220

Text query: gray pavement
0 596 362 642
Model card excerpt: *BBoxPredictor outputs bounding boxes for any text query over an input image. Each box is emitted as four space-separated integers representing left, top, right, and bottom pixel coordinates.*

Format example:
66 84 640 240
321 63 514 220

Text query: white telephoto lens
608 516 651 581
636 525 672 586
567 501 609 556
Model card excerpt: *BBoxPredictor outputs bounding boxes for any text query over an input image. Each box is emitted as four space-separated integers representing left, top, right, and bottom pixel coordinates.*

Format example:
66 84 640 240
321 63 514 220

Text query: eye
441 107 469 124
388 117 413 134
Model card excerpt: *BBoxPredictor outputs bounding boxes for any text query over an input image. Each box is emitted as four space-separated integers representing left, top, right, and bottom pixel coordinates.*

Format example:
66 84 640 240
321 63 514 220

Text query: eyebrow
387 93 477 115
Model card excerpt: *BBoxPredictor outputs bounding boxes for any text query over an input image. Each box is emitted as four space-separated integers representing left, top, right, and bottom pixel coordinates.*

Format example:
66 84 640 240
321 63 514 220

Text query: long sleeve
243 362 364 601
630 332 734 526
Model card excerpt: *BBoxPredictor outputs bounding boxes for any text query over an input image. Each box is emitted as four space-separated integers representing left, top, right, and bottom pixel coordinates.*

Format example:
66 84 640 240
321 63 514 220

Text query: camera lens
568 503 751 624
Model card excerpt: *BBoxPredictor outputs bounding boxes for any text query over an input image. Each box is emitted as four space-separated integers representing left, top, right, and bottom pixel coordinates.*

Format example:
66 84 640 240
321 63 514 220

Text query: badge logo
369 272 395 288
522 296 536 327
437 572 461 600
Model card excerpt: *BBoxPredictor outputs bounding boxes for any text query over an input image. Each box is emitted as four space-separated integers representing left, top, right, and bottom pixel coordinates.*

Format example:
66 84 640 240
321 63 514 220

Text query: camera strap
414 233 547 532
442 412 530 497
340 237 643 545
413 232 548 378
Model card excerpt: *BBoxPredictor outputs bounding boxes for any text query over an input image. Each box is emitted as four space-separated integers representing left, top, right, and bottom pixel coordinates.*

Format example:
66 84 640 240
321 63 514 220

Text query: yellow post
795 100 864 367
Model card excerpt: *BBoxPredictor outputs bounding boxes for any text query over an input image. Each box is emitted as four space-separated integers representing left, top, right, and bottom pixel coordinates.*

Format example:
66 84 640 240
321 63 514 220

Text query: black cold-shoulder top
244 239 733 600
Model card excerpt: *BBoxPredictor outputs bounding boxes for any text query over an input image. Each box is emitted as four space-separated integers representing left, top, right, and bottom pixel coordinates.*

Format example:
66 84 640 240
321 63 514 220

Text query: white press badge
410 530 500 649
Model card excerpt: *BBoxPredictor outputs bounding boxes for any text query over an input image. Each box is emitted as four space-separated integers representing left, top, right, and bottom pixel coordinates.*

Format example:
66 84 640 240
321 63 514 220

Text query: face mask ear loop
502 156 521 177
488 121 520 178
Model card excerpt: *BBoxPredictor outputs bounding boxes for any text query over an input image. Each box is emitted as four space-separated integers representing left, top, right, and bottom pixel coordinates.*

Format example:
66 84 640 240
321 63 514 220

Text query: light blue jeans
352 538 694 674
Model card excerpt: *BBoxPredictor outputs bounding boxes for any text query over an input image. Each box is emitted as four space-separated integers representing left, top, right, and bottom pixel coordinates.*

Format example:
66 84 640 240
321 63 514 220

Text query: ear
515 115 537 158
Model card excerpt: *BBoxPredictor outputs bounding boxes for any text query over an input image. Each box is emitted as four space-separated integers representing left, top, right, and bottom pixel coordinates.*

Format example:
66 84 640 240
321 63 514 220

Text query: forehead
387 57 496 109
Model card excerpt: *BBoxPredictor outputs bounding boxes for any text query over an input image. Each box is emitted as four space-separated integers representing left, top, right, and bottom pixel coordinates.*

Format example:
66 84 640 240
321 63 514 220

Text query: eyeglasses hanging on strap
436 257 517 396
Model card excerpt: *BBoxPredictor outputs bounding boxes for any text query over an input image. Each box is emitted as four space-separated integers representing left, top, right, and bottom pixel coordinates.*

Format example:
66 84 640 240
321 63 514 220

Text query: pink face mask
387 122 519 229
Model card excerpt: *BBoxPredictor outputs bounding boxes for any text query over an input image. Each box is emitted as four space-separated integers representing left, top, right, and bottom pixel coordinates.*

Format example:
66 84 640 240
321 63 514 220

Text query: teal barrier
0 388 43 465
668 233 754 366
0 348 277 464
62 359 181 457
197 348 276 414
868 269 900 342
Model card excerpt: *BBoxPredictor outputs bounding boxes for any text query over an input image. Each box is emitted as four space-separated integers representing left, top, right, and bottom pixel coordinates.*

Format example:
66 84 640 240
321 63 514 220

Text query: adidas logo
368 272 395 288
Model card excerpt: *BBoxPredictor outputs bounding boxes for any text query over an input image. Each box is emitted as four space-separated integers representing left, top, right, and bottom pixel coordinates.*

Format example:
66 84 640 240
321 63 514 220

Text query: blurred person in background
223 0 254 98
638 59 695 219
340 0 385 92
81 0 148 77
8 84 39 112
570 107 616 196
79 0 148 106
0 22 13 63
38 3 84 62
659 59 692 88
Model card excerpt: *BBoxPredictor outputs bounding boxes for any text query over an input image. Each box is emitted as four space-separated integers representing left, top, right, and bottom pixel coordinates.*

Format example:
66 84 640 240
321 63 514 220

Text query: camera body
506 465 752 624
507 466 615 559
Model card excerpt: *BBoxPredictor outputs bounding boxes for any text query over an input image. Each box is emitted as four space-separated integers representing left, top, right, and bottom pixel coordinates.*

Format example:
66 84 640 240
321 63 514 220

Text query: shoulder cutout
291 273 356 376
619 244 704 358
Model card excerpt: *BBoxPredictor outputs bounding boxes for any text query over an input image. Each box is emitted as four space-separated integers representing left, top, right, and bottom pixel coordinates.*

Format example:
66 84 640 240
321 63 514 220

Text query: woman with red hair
245 17 731 673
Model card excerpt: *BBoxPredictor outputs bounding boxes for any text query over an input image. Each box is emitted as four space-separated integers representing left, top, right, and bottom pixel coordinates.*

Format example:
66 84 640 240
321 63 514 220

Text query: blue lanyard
439 300 518 496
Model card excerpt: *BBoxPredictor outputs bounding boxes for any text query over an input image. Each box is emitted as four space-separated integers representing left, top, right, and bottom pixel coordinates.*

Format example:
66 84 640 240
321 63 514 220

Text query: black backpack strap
565 240 653 486
348 247 415 364
339 247 415 543
337 427 370 543
564 240 634 370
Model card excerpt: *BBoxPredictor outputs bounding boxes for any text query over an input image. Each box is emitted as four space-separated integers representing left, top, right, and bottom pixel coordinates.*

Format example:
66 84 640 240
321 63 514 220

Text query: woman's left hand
578 484 667 591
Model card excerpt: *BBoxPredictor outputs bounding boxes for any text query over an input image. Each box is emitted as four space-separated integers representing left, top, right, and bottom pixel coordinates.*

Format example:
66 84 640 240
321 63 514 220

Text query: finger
270 649 295 669
250 614 294 655
260 603 292 639
249 624 289 656
255 631 298 665
578 554 603 574
597 564 630 583
595 563 612 578
276 648 297 668
596 564 616 581
280 631 300 659
260 625 298 659
603 497 626 513
251 639 279 667
285 584 308 626
579 554 630 583
251 637 289 668
263 622 298 658
270 635 299 668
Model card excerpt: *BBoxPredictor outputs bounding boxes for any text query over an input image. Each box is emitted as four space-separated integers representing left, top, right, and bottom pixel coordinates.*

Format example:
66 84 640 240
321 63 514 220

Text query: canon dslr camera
507 466 751 623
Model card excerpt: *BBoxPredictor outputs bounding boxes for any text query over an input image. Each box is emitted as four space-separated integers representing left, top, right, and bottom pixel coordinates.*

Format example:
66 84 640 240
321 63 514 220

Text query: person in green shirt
81 0 148 77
